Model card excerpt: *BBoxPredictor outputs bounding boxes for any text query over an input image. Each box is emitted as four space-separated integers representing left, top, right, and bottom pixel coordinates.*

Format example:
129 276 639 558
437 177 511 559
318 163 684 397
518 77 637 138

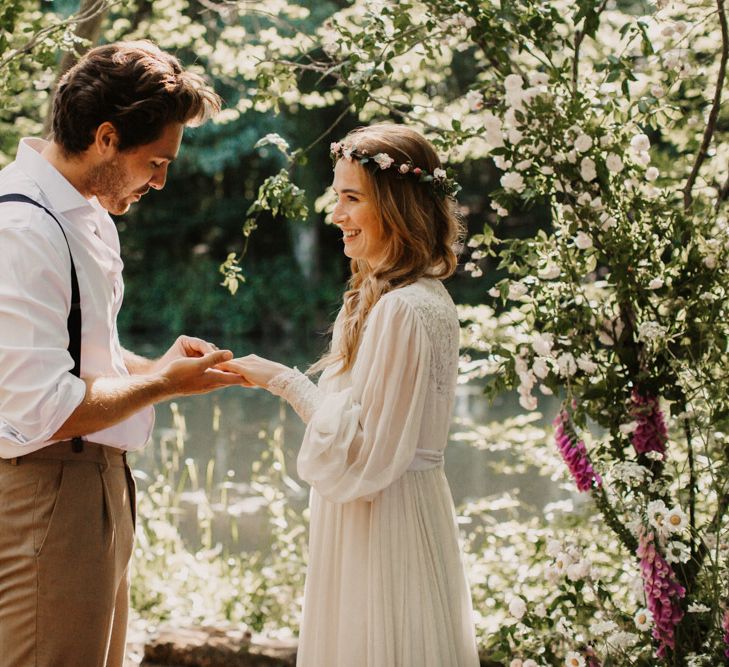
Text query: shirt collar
16 138 95 215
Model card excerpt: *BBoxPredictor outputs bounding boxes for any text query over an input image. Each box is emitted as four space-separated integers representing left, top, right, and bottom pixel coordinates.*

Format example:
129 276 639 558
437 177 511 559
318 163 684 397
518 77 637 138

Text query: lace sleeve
267 368 323 424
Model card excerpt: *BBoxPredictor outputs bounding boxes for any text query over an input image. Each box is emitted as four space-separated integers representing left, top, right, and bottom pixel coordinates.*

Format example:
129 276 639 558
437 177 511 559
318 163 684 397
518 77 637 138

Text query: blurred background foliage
0 0 545 349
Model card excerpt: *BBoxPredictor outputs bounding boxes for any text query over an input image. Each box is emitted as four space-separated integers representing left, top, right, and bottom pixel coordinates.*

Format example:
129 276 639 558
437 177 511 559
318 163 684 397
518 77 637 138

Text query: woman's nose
332 203 345 225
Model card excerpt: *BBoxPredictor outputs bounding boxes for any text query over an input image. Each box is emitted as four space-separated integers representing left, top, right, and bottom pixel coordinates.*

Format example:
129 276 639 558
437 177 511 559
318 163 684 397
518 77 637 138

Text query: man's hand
216 354 291 389
53 349 246 441
151 335 219 374
160 349 247 397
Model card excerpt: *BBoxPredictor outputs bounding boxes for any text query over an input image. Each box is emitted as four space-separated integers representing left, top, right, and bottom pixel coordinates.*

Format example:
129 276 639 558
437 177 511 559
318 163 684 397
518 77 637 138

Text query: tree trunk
43 0 110 136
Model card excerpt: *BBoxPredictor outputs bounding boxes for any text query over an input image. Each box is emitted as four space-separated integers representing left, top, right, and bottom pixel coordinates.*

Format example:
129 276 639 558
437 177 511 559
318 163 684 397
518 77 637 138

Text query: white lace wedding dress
268 277 479 667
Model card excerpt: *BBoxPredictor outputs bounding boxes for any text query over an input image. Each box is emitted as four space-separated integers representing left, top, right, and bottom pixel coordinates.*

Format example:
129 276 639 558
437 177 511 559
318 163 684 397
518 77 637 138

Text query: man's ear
93 122 119 157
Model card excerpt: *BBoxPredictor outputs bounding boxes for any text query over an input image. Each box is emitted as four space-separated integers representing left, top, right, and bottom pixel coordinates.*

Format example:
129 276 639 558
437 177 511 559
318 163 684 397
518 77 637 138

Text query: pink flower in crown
553 410 602 492
433 167 447 180
637 528 685 658
413 167 422 175
399 163 411 174
373 152 395 169
631 391 668 458
330 141 342 154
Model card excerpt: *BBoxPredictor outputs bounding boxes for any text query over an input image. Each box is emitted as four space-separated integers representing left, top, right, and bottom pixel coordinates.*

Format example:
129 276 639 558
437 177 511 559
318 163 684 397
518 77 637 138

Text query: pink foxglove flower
637 528 685 657
553 411 602 492
630 391 668 458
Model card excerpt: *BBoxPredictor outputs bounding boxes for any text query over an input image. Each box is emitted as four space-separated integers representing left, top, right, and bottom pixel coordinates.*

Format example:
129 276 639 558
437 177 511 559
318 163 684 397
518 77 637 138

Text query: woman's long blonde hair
311 123 463 375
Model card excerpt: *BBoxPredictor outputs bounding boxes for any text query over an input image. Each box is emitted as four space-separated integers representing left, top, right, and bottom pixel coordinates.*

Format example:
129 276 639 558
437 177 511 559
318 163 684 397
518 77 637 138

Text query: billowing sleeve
268 295 431 503
0 226 86 452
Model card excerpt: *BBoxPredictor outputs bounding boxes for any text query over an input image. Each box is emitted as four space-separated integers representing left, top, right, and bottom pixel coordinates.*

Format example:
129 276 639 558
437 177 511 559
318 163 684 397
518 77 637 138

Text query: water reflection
125 335 568 552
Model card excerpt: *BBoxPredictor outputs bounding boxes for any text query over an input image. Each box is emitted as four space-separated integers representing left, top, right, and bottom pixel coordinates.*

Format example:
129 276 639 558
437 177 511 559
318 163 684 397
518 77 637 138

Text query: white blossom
575 232 593 249
564 652 585 667
647 499 669 532
574 134 593 153
515 159 533 171
529 71 549 87
540 165 554 176
566 559 591 581
508 596 527 619
501 171 526 193
493 155 512 170
508 281 529 300
635 151 651 167
538 264 560 280
606 153 624 173
556 352 577 377
591 620 618 636
638 321 667 342
373 153 394 169
687 602 711 613
613 464 649 490
433 167 447 180
546 539 562 557
576 354 598 374
532 357 550 379
532 332 554 357
665 540 691 564
504 74 524 91
508 128 524 145
634 608 652 631
519 392 538 411
648 277 664 289
665 506 688 534
630 133 651 153
466 89 483 111
618 422 638 436
646 166 659 182
580 157 597 182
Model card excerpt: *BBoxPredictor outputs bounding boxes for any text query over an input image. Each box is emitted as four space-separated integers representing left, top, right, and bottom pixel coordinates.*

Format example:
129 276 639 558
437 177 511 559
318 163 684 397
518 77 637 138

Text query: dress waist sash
407 448 445 472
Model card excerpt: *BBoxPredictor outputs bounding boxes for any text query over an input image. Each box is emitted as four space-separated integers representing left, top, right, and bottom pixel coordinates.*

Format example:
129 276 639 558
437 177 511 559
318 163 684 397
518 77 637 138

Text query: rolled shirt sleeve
0 225 86 451
269 294 432 504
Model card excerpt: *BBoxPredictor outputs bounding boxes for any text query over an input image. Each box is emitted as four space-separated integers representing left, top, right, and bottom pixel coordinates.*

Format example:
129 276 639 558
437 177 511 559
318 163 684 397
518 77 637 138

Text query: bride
220 123 479 667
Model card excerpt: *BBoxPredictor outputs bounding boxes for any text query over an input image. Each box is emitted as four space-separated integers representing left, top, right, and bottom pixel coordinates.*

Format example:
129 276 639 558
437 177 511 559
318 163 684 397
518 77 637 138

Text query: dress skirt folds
268 277 480 667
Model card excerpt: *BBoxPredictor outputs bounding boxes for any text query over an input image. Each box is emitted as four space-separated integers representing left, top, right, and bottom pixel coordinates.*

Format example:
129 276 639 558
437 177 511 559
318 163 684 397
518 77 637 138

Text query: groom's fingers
196 350 234 371
181 336 220 357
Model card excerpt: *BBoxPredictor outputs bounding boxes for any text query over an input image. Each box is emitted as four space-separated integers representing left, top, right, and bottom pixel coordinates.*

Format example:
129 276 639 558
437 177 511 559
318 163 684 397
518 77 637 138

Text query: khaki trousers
0 441 136 667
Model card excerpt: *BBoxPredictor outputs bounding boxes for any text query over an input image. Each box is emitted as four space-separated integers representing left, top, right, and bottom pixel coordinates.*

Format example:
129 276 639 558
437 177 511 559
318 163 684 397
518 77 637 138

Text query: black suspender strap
0 193 84 451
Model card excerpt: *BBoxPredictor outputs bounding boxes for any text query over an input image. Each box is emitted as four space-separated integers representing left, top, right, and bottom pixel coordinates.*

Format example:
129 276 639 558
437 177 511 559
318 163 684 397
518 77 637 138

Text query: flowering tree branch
683 0 728 211
0 0 115 73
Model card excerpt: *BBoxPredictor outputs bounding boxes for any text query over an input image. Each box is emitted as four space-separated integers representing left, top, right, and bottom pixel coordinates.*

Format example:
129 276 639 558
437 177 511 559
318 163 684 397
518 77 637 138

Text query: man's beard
82 157 134 215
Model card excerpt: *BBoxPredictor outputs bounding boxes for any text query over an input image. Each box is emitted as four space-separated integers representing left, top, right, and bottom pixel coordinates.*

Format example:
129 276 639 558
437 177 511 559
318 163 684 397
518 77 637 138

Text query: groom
0 41 241 666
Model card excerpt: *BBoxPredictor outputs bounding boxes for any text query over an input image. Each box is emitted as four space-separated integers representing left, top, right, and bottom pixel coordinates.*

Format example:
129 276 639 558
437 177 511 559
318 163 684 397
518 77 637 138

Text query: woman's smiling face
331 159 388 267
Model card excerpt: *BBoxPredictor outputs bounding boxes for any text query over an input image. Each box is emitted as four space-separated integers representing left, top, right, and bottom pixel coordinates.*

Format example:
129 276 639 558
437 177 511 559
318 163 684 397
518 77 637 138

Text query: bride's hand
215 354 291 389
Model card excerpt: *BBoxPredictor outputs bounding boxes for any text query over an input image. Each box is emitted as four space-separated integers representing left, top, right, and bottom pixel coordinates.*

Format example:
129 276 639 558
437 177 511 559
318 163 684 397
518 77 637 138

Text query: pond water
124 335 568 553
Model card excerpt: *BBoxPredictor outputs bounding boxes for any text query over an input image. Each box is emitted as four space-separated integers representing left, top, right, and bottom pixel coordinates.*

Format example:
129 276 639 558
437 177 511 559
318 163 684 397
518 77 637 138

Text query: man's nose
149 165 168 190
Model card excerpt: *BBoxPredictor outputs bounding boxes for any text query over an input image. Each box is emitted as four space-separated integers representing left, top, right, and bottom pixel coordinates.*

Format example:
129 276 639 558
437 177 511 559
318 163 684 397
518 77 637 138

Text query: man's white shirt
0 138 154 458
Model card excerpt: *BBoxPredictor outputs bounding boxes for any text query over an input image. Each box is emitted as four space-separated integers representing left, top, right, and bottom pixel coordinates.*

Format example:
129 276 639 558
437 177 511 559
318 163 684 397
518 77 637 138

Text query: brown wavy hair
311 123 463 375
52 40 222 155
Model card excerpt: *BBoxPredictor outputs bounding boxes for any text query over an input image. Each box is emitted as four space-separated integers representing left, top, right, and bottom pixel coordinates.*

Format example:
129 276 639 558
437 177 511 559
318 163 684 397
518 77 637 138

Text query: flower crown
330 141 461 198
